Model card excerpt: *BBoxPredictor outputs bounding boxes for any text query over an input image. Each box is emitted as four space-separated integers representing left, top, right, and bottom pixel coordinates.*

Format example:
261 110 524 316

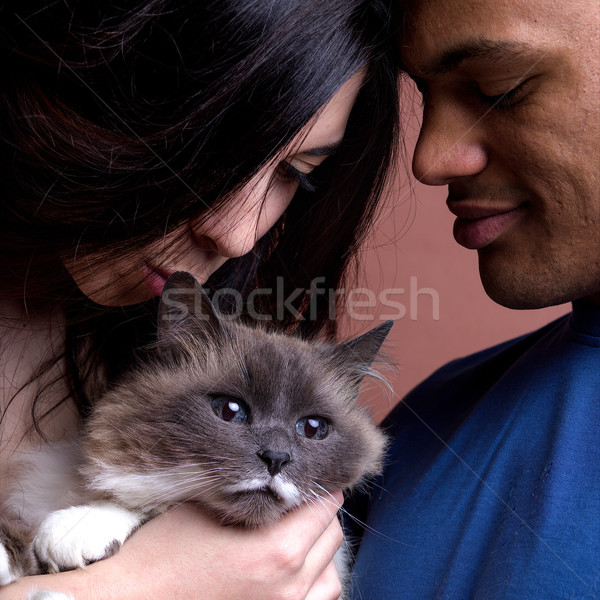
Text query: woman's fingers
285 491 344 598
302 510 344 580
305 560 343 600
264 492 343 567
104 494 346 600
276 490 343 552
245 490 344 598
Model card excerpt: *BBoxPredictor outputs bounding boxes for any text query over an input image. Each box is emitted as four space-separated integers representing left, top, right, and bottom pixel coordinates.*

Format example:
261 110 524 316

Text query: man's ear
330 320 394 388
157 271 223 349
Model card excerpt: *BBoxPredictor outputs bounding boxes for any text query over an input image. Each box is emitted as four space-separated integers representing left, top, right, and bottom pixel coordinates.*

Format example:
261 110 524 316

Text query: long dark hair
0 1 400 430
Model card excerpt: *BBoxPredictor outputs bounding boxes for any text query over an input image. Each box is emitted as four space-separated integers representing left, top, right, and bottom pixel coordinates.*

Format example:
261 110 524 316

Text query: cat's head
83 272 391 527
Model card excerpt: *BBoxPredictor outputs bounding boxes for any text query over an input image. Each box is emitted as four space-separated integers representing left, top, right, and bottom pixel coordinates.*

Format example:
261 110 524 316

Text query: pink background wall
344 89 570 422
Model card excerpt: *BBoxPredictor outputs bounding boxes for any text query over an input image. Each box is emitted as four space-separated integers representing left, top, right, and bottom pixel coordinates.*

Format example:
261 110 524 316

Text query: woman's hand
122 495 344 600
0 494 344 600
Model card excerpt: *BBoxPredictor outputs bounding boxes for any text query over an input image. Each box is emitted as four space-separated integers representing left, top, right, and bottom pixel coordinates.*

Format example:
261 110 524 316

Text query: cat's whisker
113 469 227 485
138 483 220 503
155 476 225 488
310 481 338 503
313 472 391 498
304 488 338 525
127 466 221 478
338 507 427 550
307 482 426 550
160 475 225 488
180 455 236 462
298 494 325 528
6 289 392 583
129 473 229 503
140 480 227 507
149 460 234 470
109 462 225 478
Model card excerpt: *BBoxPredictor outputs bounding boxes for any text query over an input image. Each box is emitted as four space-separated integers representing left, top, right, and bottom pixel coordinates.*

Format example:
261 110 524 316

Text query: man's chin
478 269 573 311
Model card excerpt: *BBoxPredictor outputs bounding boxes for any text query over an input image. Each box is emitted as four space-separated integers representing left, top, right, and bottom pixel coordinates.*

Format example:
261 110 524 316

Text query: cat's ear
157 271 223 348
330 320 393 387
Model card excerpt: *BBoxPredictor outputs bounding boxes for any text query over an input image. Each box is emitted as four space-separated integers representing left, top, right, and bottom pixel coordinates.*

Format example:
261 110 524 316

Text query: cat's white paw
33 503 142 573
27 590 75 600
0 541 17 585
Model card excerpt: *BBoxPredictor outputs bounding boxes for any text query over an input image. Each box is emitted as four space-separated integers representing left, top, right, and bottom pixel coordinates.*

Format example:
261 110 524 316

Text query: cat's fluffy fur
1 272 390 597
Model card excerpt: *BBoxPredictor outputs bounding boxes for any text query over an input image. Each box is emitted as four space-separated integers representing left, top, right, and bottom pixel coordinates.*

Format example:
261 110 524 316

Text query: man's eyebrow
413 39 534 78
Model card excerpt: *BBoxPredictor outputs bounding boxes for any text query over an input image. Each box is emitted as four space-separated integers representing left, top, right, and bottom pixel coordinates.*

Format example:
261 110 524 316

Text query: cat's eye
212 396 249 423
296 416 329 440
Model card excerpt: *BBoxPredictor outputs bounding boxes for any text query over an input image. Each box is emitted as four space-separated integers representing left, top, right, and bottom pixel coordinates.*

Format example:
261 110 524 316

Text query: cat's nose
258 449 291 477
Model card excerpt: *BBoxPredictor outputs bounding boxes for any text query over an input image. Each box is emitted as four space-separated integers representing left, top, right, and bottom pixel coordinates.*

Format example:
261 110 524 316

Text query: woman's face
64 73 364 306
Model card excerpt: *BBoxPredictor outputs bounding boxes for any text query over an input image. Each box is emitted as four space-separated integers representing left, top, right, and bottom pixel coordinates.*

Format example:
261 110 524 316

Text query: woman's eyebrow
301 140 343 156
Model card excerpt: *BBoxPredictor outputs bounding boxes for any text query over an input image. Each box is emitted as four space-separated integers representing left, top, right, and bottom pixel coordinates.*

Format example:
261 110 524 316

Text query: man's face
402 0 600 308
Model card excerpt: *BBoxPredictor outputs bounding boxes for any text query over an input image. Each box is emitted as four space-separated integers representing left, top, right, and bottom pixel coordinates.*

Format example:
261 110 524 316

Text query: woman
0 1 399 598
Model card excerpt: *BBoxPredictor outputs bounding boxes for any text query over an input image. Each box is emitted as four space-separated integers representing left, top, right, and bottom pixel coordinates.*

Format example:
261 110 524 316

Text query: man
348 0 599 597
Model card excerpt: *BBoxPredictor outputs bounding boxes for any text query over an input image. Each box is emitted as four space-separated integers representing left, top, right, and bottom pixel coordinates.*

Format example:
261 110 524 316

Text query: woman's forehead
290 71 365 156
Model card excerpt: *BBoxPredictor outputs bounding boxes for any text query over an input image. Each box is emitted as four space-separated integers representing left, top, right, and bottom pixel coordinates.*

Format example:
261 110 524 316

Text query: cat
0 271 391 599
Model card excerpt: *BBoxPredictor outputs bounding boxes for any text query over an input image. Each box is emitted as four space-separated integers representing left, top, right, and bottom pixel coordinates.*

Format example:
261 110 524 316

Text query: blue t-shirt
348 301 600 599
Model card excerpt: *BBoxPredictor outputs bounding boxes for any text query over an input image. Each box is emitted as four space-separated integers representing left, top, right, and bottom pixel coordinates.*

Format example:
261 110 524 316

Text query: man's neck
582 292 600 307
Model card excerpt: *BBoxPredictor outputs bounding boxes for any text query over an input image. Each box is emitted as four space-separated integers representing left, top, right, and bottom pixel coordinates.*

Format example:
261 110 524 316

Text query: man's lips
447 201 526 250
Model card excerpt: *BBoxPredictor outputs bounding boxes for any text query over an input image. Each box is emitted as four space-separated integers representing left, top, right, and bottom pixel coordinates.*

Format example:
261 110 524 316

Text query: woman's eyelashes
276 160 319 193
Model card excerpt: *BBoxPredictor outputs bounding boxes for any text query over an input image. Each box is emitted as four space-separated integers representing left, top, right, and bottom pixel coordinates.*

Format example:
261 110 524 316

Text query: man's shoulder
382 313 571 429
418 313 568 391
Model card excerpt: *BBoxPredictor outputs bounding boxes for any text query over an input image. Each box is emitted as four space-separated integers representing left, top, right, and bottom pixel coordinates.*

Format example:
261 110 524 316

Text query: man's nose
412 99 488 186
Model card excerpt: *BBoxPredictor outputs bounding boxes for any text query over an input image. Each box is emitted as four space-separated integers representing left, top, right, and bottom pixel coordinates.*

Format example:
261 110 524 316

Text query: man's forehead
400 0 567 74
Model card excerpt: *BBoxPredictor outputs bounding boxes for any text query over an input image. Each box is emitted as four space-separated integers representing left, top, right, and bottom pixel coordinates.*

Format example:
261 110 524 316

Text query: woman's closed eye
276 160 320 193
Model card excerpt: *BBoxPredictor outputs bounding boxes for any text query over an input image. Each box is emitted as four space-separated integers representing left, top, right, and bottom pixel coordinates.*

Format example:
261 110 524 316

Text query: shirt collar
571 300 600 338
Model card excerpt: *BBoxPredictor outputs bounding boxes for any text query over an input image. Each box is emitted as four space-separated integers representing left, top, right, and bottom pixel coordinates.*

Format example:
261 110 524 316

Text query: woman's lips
450 205 525 250
142 264 170 297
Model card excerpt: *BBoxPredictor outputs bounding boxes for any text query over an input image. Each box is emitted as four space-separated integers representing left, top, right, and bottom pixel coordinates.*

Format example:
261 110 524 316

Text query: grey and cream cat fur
0 271 391 599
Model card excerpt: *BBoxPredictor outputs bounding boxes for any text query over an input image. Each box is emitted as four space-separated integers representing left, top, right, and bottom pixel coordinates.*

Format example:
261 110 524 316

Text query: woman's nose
197 205 263 259
412 98 488 186
192 167 291 259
